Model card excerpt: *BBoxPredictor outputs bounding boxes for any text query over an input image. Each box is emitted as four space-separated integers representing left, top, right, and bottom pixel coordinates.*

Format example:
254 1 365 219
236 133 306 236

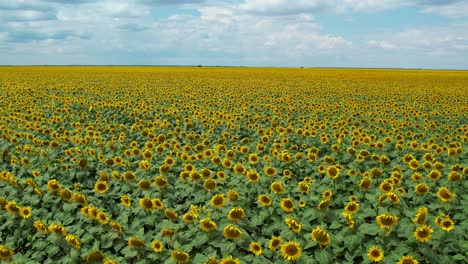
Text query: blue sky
0 0 467 69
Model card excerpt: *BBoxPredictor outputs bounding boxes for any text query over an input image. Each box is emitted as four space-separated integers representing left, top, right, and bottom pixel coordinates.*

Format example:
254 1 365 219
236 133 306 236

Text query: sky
1 0 468 69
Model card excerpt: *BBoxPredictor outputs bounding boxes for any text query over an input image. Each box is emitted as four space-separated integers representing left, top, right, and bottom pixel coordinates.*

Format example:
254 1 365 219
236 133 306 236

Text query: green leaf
358 223 380 236
47 246 60 257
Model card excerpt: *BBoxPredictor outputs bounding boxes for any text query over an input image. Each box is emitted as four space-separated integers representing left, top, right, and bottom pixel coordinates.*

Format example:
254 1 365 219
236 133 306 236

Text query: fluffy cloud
0 0 467 68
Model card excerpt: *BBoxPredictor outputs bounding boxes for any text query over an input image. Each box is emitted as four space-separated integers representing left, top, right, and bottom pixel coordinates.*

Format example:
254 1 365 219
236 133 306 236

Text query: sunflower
359 177 372 190
269 236 283 251
447 171 462 182
201 168 212 179
280 198 295 213
33 220 48 234
298 181 309 194
123 171 136 181
317 199 331 210
246 170 260 183
264 166 277 177
152 198 164 210
109 221 124 234
258 194 272 207
379 182 393 193
227 208 245 222
203 179 217 191
165 209 179 222
249 242 262 256
121 194 131 207
285 217 302 233
200 218 217 232
138 180 151 191
414 225 433 243
94 181 109 194
298 200 306 207
437 187 456 202
376 214 398 230
414 183 429 195
227 190 239 201
271 181 285 194
367 246 384 262
128 237 145 247
211 194 226 209
65 234 81 249
341 212 355 229
48 224 67 235
219 255 240 264
344 202 359 214
223 225 243 240
248 153 259 164
5 201 19 214
412 207 428 225
280 241 302 261
139 197 154 211
154 176 168 189
326 165 340 179
397 256 419 264
47 179 61 192
311 226 331 246
411 172 423 182
322 189 333 199
19 207 32 219
182 213 196 223
86 251 104 262
77 158 88 169
97 212 109 224
438 218 455 232
233 163 245 175
151 240 163 253
0 245 14 260
427 170 441 180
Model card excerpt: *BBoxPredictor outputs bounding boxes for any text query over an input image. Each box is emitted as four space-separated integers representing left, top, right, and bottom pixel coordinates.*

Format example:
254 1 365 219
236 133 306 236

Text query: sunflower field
0 66 467 264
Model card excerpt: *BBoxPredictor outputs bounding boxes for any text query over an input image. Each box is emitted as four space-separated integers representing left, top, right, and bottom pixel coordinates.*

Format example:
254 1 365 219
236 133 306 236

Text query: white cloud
421 1 468 18
368 40 397 50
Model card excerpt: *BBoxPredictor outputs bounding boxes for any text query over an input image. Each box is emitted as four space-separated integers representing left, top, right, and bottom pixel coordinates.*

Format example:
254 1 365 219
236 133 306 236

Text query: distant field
0 66 467 263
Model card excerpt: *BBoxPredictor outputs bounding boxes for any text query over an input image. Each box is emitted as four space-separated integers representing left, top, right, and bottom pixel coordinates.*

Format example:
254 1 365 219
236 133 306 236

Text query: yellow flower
326 165 340 179
19 207 32 219
200 218 217 232
65 234 81 249
227 190 239 201
285 217 302 233
139 197 154 210
249 242 262 256
0 245 14 260
280 198 295 212
223 225 243 240
376 214 398 230
264 166 277 176
128 237 145 247
121 194 131 207
344 202 359 214
227 208 245 222
210 194 226 209
437 187 456 202
219 255 240 264
269 236 283 251
412 207 428 225
33 220 48 234
280 241 302 261
171 250 190 264
94 181 109 194
397 256 419 264
367 246 384 262
270 181 285 194
258 194 272 207
48 224 67 235
151 240 163 253
414 225 433 243
86 251 104 262
311 226 331 246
